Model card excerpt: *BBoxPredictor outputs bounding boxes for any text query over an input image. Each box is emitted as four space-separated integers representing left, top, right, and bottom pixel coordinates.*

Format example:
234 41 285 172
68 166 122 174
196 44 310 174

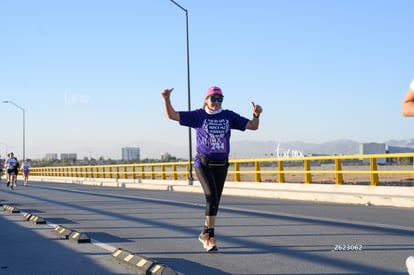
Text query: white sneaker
407 256 414 275
198 233 218 252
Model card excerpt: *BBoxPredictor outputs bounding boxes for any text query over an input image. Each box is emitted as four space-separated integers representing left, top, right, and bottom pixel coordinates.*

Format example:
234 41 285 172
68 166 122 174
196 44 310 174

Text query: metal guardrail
26 153 414 186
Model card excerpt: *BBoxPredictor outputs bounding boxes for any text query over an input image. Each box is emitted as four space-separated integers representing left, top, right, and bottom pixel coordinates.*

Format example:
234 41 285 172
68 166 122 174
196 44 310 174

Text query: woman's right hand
161 88 174 99
161 88 180 121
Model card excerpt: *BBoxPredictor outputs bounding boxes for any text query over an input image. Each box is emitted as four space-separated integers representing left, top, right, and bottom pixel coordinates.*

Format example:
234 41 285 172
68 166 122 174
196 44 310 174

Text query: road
1 181 413 274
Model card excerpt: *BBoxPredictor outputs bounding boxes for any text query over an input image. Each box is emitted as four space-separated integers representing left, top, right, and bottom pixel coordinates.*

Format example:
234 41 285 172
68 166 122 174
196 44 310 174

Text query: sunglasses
210 97 223 103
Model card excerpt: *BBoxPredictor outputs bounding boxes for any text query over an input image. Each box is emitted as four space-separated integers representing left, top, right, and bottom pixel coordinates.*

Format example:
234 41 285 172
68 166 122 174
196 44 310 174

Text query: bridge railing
28 153 414 186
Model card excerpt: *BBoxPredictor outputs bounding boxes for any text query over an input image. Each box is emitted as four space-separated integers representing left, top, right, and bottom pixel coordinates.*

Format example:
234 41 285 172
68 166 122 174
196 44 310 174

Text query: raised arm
245 101 263 130
402 79 414 117
161 88 180 122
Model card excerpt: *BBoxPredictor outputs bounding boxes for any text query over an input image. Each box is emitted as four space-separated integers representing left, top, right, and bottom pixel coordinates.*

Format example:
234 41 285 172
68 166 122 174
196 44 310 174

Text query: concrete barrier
29 176 414 208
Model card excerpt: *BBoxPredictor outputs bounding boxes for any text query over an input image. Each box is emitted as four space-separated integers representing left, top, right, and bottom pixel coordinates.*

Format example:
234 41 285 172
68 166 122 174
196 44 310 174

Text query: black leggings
195 165 229 216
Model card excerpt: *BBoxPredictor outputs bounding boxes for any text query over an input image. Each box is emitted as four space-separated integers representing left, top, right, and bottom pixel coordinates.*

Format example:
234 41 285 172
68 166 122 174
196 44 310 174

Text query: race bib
203 118 230 153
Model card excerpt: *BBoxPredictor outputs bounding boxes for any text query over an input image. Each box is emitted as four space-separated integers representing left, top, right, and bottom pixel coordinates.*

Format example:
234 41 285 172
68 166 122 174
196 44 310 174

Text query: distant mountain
230 139 414 158
229 140 360 158
386 138 414 148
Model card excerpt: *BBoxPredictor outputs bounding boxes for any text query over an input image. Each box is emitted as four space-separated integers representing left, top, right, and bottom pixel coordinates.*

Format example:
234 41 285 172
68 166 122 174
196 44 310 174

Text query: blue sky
0 0 413 160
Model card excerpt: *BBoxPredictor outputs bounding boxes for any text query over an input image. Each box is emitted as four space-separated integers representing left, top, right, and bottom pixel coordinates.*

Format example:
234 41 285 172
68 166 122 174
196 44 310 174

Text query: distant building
122 147 140 161
161 152 172 162
387 145 414 153
60 153 77 160
359 143 387 164
387 145 414 165
45 153 58 161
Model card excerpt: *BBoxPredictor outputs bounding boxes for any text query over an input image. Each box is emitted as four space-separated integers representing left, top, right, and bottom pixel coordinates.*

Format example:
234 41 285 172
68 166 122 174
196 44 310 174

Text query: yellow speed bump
69 230 91 243
23 212 32 220
54 225 73 239
149 263 178 275
29 215 46 225
111 248 177 275
3 205 20 213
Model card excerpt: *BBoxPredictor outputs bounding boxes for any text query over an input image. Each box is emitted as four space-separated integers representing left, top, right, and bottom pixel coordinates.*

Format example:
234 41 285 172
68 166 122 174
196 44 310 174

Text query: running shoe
407 256 414 275
198 233 218 252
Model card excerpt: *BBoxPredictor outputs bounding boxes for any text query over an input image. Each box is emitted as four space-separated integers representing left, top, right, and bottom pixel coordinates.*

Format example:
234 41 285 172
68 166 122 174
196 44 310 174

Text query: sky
0 0 413 160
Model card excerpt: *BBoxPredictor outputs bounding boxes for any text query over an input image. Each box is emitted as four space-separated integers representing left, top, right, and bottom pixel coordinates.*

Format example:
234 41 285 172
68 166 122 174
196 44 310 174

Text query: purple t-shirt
179 108 249 166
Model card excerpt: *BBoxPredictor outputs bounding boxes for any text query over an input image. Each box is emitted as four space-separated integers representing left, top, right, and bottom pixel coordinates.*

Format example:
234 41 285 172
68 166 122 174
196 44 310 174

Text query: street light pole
2 101 25 161
0 143 13 159
170 0 194 185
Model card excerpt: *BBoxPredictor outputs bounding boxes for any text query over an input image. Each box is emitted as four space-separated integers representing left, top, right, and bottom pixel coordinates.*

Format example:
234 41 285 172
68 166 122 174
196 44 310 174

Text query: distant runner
5 152 18 190
21 159 31 186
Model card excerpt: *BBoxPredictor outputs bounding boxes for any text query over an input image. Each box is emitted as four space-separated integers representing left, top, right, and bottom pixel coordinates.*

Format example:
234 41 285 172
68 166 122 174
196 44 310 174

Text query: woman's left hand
251 102 263 117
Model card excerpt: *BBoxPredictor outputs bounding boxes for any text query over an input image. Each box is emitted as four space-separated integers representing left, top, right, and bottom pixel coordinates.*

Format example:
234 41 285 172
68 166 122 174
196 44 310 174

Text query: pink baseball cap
206 86 223 98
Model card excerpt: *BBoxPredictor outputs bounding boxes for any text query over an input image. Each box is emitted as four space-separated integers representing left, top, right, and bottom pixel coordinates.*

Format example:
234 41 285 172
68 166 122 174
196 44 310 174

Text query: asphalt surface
1 180 413 275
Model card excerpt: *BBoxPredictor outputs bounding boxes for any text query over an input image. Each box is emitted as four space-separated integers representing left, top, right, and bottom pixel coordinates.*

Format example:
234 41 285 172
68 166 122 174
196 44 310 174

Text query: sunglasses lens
211 97 223 103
